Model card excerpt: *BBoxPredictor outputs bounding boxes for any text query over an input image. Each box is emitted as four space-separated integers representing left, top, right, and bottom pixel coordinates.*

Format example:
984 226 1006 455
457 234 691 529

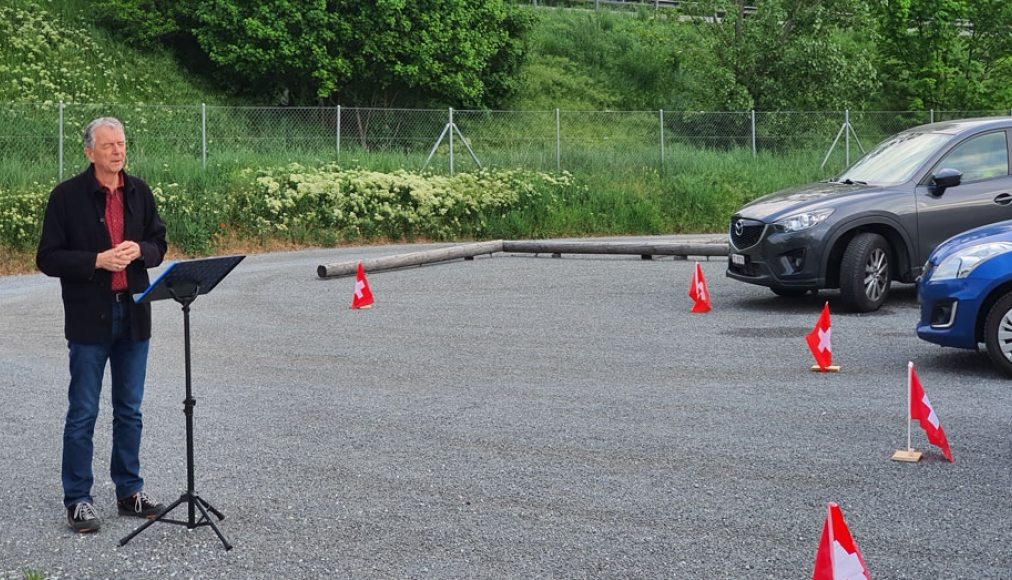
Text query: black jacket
37 164 167 343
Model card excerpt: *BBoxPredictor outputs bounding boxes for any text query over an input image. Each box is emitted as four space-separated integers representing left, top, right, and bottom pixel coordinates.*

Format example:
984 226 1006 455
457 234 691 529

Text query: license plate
731 253 746 266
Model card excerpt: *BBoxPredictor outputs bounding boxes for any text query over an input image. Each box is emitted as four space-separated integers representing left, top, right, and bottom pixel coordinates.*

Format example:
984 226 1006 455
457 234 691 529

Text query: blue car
917 219 1012 376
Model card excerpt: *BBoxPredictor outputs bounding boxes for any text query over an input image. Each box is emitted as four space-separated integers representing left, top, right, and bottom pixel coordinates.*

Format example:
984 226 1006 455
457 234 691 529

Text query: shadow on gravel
720 326 813 338
729 284 920 316
916 347 1007 380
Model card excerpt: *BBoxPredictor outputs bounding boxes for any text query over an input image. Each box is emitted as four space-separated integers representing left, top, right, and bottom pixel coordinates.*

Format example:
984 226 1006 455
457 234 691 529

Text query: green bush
0 188 47 250
230 164 577 244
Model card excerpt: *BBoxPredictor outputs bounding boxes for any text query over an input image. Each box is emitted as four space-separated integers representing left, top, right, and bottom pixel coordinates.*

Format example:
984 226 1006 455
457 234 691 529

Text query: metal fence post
336 105 341 162
555 108 561 172
751 110 756 157
201 103 207 170
659 109 665 168
58 101 64 181
448 107 454 175
930 109 934 124
844 109 850 167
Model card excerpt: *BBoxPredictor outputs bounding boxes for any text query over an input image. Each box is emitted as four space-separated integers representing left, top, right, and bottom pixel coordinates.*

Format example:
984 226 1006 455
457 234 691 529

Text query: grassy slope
0 1 222 105
509 5 687 111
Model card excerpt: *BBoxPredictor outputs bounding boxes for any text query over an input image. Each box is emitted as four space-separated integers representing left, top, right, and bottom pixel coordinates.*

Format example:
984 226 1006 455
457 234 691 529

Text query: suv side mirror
929 168 963 196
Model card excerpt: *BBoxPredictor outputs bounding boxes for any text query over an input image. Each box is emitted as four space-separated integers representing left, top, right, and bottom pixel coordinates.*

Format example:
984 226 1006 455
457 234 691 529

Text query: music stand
119 255 245 551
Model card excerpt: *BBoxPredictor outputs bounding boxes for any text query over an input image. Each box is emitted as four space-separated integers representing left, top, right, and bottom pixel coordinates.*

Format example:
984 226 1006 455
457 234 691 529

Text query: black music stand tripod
119 255 245 551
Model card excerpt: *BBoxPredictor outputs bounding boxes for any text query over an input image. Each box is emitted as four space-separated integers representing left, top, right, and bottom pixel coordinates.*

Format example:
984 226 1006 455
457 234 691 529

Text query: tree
330 0 532 107
876 0 1012 110
92 0 533 108
676 0 880 111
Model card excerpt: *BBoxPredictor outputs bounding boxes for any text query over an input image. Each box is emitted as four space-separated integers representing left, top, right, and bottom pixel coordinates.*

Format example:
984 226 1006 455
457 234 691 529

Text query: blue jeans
63 301 149 507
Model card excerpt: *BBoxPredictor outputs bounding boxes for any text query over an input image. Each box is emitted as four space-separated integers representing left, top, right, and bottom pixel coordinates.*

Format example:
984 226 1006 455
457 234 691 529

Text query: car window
936 131 1009 183
837 132 951 184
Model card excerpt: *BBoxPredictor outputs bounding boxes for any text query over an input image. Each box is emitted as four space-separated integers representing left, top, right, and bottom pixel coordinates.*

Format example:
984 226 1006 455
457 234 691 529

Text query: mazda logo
734 220 744 236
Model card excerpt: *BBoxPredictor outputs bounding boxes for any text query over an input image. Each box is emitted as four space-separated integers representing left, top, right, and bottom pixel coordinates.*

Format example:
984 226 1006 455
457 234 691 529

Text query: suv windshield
835 132 951 184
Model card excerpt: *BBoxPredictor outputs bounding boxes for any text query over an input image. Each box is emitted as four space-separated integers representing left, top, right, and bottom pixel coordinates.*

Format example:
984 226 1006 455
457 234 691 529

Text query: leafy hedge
229 165 575 244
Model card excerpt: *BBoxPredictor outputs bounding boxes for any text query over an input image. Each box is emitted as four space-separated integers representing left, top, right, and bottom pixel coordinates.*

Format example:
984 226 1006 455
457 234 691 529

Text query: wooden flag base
891 449 922 462
810 365 841 372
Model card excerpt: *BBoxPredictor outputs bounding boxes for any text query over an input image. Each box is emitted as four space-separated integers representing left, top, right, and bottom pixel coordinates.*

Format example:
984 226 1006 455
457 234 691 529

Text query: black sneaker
117 492 165 519
67 501 101 533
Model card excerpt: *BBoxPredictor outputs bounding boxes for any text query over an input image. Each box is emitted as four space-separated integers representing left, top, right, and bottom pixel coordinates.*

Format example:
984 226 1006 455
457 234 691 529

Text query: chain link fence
2 103 1011 183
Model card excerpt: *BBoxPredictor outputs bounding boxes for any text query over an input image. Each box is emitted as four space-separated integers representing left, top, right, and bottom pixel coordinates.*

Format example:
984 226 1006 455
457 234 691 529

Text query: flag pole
826 503 836 571
890 361 922 461
906 361 913 451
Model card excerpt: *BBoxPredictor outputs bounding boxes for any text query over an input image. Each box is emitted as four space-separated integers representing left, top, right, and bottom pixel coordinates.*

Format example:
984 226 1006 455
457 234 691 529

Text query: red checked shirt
101 173 128 291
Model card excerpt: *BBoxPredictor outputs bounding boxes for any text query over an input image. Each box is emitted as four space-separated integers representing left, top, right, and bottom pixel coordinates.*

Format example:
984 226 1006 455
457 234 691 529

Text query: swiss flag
909 362 954 462
350 261 374 309
806 302 832 371
812 502 871 580
689 262 712 313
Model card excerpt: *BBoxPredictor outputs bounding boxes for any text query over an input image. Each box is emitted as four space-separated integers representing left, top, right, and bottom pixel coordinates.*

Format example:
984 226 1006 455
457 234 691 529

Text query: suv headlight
773 209 834 233
931 242 1012 281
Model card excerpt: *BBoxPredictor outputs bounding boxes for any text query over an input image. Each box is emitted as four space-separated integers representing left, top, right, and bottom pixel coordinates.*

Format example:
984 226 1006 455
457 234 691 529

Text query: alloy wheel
863 248 888 302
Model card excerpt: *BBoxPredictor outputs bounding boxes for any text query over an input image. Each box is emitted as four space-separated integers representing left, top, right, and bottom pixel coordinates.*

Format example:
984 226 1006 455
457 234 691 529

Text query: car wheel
770 287 808 297
839 232 891 312
983 292 1012 378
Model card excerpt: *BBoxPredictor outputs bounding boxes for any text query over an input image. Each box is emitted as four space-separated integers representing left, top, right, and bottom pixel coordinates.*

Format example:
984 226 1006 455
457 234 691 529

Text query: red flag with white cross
806 302 832 371
909 362 954 462
688 262 712 313
812 502 871 580
351 261 374 309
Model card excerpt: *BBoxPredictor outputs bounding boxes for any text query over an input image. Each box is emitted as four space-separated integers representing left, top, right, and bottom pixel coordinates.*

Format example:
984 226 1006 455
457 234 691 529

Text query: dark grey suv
727 117 1012 312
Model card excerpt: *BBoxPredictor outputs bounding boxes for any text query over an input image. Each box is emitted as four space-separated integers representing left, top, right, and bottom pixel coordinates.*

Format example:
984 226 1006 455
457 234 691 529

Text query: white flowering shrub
151 181 230 253
1 165 577 256
232 164 575 242
0 188 47 250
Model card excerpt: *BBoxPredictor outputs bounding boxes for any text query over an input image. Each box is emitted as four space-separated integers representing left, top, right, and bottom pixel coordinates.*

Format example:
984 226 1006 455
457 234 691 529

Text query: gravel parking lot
2 241 1010 579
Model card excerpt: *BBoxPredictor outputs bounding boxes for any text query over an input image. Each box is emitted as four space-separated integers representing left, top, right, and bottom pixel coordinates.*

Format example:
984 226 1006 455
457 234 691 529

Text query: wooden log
317 238 729 278
317 240 504 278
501 240 729 257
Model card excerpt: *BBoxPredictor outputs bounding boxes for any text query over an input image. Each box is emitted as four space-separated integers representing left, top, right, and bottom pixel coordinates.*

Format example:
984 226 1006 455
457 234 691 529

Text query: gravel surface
1 239 1010 579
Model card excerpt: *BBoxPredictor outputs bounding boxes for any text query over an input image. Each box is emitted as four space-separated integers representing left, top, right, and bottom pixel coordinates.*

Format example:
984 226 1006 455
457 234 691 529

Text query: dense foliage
12 0 1011 112
676 0 880 111
92 0 534 108
518 9 686 110
876 0 1012 110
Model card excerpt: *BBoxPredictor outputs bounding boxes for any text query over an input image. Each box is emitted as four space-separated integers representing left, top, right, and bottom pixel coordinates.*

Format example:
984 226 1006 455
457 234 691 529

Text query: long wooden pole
317 239 729 278
501 240 727 257
317 241 504 278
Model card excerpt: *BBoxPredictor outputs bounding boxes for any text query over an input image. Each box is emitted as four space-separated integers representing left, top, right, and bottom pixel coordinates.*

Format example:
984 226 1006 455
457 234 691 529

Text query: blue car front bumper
916 277 990 350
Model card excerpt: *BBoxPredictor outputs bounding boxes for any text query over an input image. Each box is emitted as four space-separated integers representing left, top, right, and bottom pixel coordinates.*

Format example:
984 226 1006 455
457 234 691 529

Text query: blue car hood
929 219 1012 264
736 181 880 221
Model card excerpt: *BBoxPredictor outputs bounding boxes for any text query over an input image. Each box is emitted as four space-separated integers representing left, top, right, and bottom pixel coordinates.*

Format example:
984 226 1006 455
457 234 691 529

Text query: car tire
839 232 891 312
770 287 808 297
983 292 1012 378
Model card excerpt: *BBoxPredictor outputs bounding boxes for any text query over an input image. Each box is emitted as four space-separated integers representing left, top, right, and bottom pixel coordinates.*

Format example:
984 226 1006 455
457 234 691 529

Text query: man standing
37 117 168 533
